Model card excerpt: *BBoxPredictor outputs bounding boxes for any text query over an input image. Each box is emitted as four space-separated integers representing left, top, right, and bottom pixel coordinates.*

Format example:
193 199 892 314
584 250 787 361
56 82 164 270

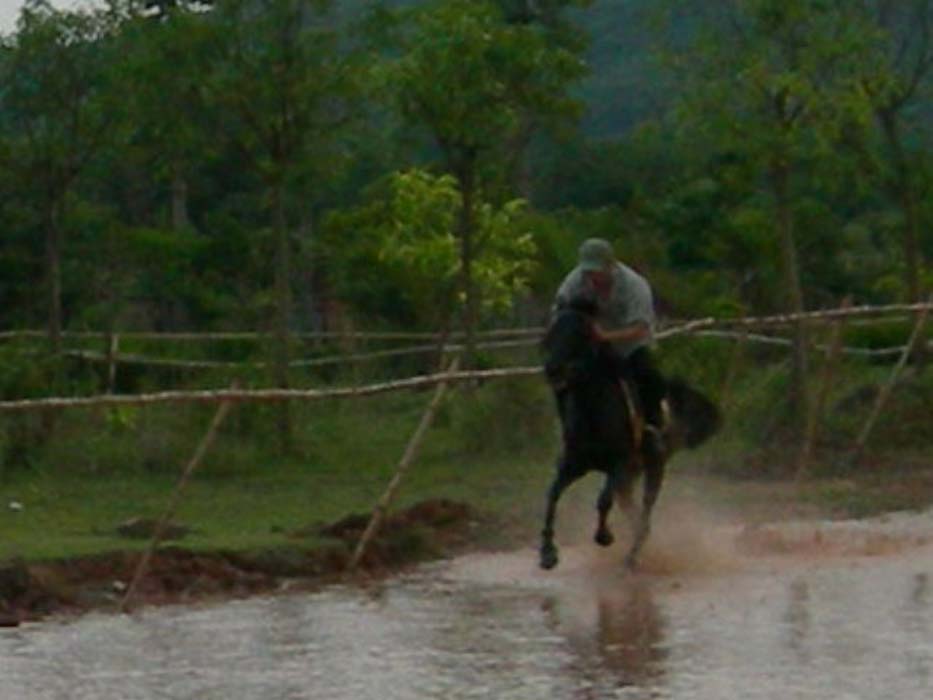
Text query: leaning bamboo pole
120 385 238 613
347 357 461 572
850 295 933 463
717 324 748 414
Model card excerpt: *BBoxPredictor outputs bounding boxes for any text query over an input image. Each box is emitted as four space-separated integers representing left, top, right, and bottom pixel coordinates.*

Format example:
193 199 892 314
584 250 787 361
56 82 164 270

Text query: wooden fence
0 302 929 414
3 301 929 595
2 303 930 375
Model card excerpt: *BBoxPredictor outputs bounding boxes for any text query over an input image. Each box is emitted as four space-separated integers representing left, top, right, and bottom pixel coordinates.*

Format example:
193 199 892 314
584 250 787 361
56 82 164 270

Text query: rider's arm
592 321 650 345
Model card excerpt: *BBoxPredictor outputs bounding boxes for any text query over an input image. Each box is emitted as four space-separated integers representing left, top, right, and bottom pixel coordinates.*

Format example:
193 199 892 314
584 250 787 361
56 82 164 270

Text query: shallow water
2 513 932 700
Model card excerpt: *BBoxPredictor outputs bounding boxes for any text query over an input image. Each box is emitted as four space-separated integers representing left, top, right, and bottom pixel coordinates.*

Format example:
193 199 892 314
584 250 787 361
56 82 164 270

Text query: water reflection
539 576 667 698
1 541 932 700
911 572 929 606
594 580 667 686
782 578 811 661
901 572 931 684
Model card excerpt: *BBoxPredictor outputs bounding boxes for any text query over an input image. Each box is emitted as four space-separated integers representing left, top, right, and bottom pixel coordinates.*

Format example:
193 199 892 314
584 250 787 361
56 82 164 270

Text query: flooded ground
2 508 932 700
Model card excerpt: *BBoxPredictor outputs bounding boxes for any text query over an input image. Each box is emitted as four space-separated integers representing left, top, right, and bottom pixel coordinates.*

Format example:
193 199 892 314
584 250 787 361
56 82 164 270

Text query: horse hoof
594 530 614 547
540 547 559 570
624 553 639 572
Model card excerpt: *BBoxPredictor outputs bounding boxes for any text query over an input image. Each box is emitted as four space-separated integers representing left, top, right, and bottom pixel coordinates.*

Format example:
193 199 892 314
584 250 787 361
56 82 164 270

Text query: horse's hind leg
624 456 666 571
540 457 582 570
614 475 638 533
594 473 618 547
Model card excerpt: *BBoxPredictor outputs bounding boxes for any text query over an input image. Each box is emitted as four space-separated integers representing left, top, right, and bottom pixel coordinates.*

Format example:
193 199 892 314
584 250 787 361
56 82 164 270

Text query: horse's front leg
540 457 581 570
624 455 666 571
594 472 618 547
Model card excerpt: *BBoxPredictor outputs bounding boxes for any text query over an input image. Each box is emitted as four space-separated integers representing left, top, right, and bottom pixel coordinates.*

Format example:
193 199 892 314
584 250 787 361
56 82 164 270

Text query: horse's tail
666 377 722 448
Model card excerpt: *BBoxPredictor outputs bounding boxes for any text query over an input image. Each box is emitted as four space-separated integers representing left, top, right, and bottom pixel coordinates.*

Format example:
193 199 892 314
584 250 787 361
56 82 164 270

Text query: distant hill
573 0 670 138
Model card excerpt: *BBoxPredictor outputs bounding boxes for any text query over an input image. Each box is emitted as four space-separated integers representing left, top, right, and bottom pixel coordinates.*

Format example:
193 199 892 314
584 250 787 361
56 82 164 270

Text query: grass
0 378 559 562
1 360 932 565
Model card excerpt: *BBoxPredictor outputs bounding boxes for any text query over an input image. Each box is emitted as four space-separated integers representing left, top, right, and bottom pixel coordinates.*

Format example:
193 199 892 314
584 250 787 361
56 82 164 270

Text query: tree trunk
456 155 478 368
771 160 809 437
879 109 926 366
45 197 64 356
271 182 292 451
506 115 535 199
170 166 191 232
42 195 66 440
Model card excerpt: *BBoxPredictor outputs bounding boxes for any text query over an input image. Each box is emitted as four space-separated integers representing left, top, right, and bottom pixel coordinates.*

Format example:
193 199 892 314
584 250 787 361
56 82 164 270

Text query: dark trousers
551 346 667 433
610 346 666 429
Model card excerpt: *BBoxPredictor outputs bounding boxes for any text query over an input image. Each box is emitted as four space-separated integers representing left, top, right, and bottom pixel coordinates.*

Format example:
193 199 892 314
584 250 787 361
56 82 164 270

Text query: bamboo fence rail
1 301 930 344
1 303 930 414
685 330 924 357
0 367 543 413
57 337 536 370
4 304 928 372
0 328 542 343
18 330 926 375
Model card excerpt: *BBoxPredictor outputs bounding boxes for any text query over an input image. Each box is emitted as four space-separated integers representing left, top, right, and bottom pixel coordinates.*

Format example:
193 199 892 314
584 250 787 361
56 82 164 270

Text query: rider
552 237 667 457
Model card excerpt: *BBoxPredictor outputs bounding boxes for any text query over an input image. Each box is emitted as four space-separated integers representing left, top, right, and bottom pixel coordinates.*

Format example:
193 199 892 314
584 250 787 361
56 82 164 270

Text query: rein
545 306 646 450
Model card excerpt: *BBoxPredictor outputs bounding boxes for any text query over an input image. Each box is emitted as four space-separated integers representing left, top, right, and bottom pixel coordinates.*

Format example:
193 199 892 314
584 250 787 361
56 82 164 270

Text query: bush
842 318 932 357
0 341 98 476
450 377 557 456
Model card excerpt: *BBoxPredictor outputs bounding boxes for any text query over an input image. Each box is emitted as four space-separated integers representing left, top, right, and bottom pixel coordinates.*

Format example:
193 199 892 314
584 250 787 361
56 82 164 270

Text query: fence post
796 297 851 480
106 333 119 394
718 322 748 413
347 357 461 572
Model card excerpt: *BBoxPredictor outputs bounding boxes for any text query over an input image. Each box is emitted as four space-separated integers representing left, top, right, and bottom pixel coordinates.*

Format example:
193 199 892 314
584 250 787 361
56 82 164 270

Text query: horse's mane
563 294 598 317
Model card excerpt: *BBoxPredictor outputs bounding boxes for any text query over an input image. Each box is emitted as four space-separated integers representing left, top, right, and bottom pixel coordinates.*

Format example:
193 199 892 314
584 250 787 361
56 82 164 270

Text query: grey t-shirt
553 262 656 357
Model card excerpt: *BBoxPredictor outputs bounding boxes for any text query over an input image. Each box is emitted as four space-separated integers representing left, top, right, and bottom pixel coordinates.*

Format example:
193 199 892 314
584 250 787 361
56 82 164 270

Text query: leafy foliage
322 169 536 328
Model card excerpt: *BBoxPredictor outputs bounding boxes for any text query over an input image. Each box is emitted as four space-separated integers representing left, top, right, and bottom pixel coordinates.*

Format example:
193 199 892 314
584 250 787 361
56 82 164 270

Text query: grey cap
578 238 615 271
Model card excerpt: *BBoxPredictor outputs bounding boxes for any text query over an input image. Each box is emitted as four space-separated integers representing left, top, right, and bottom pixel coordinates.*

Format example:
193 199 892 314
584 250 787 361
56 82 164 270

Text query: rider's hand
591 323 608 343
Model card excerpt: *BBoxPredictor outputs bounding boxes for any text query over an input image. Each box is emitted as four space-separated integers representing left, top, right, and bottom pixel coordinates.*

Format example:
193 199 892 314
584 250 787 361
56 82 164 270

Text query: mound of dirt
0 498 478 626
316 498 474 540
309 498 478 569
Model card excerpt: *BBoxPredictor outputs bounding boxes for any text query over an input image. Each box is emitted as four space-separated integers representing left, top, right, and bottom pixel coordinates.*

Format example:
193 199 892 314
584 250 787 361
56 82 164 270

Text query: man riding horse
553 237 667 460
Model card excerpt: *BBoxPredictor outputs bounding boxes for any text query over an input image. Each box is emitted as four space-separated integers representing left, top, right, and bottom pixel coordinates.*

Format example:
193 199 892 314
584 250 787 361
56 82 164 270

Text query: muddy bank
0 498 478 626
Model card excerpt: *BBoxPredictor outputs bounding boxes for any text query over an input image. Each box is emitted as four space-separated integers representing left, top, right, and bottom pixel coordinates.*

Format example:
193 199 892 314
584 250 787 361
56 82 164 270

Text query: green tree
324 169 536 339
495 0 592 196
0 1 121 353
203 0 360 448
855 1 933 358
379 0 584 364
670 0 879 436
868 1 932 302
116 1 216 233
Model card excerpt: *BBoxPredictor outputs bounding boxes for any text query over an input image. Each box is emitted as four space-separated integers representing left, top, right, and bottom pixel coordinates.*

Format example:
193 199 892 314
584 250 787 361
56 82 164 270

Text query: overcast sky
0 0 24 32
0 0 93 34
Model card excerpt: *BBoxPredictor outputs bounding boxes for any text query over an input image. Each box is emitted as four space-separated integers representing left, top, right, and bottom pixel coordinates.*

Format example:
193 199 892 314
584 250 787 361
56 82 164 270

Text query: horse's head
542 296 599 390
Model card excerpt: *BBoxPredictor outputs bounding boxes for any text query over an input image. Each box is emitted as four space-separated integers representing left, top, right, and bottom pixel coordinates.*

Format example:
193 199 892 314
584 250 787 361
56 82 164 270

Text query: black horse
539 300 721 571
